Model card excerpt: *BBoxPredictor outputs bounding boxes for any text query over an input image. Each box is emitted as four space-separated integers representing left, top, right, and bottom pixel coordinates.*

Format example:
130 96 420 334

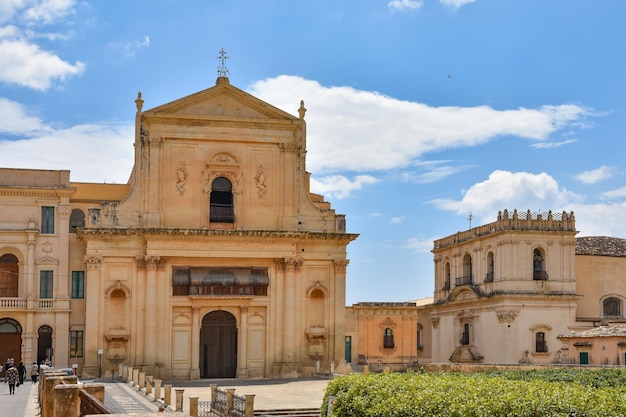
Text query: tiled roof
575 236 626 257
559 325 626 339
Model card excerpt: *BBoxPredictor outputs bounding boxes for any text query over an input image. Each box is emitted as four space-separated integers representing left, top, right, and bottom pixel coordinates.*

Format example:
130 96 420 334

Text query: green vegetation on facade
322 370 626 417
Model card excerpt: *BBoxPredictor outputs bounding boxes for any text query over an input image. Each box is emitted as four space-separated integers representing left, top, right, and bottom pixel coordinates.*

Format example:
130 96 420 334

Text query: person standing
31 363 39 384
6 365 18 394
17 361 26 385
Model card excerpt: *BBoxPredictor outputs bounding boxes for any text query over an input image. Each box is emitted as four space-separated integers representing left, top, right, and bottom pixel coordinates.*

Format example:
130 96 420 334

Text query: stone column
83 257 102 379
189 396 199 417
175 388 185 412
153 379 162 401
332 260 349 368
282 258 301 366
245 394 255 417
53 384 81 417
272 261 285 374
164 384 172 407
190 306 201 379
143 256 160 369
238 307 248 377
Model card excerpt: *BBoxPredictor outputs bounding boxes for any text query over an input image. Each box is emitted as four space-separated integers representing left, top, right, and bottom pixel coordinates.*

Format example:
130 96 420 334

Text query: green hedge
322 370 626 417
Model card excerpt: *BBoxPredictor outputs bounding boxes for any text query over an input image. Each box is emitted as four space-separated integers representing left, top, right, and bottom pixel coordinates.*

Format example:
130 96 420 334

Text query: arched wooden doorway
200 310 237 378
0 318 22 377
38 325 53 365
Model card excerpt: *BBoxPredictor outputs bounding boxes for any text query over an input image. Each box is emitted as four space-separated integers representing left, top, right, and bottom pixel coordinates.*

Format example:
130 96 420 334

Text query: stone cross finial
217 48 230 78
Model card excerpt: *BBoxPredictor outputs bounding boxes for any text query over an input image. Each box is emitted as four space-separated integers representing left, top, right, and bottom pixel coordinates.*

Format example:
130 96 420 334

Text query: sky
2 1 626 305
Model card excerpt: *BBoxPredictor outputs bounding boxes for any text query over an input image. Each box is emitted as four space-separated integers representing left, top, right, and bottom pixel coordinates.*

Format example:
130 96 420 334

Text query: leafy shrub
322 370 626 417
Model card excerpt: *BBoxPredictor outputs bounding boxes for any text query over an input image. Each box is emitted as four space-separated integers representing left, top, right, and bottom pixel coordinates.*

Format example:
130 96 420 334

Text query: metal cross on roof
217 48 230 78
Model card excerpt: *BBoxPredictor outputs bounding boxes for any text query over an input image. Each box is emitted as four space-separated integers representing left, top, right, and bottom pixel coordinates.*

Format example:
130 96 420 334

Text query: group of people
3 358 40 395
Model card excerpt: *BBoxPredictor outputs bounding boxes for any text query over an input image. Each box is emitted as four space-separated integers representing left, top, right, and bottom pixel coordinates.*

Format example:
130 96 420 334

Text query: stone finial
135 91 144 112
298 100 307 119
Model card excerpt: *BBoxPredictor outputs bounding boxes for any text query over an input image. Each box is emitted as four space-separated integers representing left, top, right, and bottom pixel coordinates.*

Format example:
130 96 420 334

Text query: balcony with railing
0 298 54 310
455 275 473 286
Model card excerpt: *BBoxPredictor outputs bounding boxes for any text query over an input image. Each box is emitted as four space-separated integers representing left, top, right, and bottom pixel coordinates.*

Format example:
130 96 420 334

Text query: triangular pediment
143 78 299 122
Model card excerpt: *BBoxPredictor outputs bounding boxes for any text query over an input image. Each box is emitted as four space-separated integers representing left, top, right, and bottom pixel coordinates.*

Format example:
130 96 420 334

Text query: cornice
143 115 300 131
0 188 75 198
78 227 359 243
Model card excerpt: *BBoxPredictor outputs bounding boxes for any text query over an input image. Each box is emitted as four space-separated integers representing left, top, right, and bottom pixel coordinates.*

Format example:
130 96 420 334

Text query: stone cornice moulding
143 115 300 132
78 227 359 243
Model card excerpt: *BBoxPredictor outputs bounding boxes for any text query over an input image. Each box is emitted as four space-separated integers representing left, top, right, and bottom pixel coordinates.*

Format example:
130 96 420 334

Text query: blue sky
2 1 626 305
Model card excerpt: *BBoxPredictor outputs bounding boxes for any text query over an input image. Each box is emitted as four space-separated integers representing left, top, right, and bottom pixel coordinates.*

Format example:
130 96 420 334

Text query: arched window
443 262 451 290
603 297 621 318
533 248 547 280
417 323 423 350
210 177 235 223
0 254 19 297
69 209 85 233
456 254 472 285
460 323 470 345
535 331 548 352
485 251 494 282
383 328 394 348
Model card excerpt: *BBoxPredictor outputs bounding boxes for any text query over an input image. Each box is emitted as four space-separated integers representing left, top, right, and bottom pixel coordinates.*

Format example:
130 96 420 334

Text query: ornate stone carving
333 259 349 273
279 142 298 153
58 205 71 217
84 256 101 269
255 165 267 198
378 317 397 330
284 257 302 272
175 161 188 196
431 317 440 328
496 310 519 323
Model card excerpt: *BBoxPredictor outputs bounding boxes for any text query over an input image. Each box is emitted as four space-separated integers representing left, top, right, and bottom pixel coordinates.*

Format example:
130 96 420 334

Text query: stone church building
1 72 625 380
0 74 357 379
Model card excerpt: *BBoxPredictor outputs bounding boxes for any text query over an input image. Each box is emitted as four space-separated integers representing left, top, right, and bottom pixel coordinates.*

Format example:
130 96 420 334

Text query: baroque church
1 66 626 380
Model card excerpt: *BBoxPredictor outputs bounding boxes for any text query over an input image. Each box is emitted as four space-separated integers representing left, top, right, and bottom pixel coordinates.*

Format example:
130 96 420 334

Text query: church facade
0 75 357 379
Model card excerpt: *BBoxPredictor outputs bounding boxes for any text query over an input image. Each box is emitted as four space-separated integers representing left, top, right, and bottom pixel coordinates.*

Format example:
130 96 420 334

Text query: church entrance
0 318 22 378
200 310 237 378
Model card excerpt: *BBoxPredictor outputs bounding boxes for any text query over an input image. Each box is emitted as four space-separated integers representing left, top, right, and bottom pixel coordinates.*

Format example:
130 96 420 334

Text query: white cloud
0 98 51 135
599 186 626 201
0 1 83 90
405 236 435 253
22 0 75 25
390 216 404 224
0 100 134 183
575 165 615 184
427 169 626 238
530 139 577 149
108 35 151 58
309 174 379 199
248 76 590 175
0 39 84 90
388 0 423 11
440 0 476 10
429 170 582 224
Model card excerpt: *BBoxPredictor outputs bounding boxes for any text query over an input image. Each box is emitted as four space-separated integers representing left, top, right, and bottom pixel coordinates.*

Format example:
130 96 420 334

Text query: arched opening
533 248 547 280
210 177 235 223
69 209 85 233
38 325 53 365
457 254 472 286
200 310 237 378
0 254 19 297
0 318 22 378
383 328 394 348
485 251 494 282
603 297 621 318
443 262 451 290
